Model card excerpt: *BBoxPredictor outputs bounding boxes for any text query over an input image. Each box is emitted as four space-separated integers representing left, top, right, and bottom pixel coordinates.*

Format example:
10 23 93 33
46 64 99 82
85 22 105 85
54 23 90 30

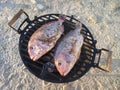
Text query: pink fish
28 15 66 61
54 24 84 76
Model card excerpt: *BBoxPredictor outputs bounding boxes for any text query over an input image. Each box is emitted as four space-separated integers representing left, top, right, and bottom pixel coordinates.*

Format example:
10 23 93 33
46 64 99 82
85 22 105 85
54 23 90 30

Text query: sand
0 0 120 90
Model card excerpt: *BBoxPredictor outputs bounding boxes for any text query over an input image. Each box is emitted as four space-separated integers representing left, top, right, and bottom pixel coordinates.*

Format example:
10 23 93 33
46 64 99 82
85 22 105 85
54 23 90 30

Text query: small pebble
114 34 118 37
31 0 36 4
33 7 37 12
7 15 12 21
37 4 44 10
87 16 96 24
114 34 120 40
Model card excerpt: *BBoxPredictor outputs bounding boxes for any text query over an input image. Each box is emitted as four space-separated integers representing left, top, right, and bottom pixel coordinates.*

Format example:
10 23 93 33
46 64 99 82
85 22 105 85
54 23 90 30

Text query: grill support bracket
8 9 30 34
94 48 112 72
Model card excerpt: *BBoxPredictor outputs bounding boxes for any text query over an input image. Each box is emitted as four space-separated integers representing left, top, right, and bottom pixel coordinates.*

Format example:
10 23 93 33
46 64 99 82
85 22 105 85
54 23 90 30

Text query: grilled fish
28 15 66 61
54 23 84 76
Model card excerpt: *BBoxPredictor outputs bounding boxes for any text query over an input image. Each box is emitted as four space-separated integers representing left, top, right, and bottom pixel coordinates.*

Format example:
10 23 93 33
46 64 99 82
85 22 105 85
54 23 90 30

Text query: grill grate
8 9 112 83
19 14 96 83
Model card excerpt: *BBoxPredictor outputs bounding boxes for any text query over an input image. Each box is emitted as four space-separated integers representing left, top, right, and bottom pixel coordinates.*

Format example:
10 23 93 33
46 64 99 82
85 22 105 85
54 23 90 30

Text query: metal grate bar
24 61 42 70
84 43 94 49
21 48 28 53
23 39 29 43
22 54 30 59
24 35 30 39
21 43 28 47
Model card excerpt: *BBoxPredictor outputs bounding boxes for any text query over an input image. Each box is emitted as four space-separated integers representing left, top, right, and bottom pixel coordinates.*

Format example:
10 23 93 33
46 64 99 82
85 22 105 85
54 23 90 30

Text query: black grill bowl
18 14 96 83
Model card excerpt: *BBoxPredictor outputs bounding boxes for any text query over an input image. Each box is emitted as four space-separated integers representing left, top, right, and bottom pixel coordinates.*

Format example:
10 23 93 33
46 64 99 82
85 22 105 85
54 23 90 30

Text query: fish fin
70 40 77 54
37 34 57 43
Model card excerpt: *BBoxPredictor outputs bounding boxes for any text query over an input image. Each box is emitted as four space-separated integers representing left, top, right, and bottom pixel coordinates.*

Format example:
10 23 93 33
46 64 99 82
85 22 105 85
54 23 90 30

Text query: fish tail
75 23 82 32
58 14 66 21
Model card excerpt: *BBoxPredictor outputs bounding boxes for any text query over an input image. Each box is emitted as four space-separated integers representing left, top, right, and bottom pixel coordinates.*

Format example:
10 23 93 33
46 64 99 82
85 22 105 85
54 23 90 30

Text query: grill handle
94 48 112 72
8 9 30 34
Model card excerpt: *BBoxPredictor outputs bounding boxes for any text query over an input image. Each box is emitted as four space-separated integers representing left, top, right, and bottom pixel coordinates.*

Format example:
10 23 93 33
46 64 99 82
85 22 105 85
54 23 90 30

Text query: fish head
55 52 71 76
28 39 43 61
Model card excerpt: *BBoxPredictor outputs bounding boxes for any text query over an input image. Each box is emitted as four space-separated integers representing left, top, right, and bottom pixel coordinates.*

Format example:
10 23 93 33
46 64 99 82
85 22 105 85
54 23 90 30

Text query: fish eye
58 62 61 66
30 46 33 50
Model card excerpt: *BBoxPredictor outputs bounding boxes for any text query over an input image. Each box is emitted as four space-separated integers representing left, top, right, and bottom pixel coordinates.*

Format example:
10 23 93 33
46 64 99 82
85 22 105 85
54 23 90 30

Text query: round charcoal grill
8 9 112 83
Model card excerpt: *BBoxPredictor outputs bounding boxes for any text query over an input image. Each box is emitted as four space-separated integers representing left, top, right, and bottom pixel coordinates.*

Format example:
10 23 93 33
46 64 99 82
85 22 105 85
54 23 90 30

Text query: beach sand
0 0 120 90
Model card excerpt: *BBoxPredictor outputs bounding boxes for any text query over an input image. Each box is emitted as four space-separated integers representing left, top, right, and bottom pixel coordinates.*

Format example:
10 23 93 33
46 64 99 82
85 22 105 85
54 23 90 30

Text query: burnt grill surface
19 14 96 83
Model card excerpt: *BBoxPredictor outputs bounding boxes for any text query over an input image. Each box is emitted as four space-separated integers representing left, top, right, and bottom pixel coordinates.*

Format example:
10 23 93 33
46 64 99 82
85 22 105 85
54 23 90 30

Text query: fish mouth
60 72 65 76
59 71 67 76
30 56 37 61
57 67 68 76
